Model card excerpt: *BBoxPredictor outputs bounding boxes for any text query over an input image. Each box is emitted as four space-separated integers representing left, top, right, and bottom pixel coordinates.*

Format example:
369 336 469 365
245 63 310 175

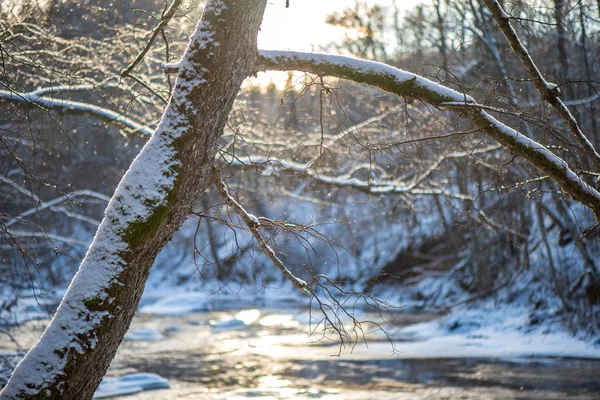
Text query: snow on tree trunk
0 1 267 399
3 2 600 399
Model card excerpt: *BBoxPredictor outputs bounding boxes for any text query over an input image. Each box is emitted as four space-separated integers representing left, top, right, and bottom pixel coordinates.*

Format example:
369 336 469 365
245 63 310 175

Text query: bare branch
214 173 312 294
481 0 600 170
120 0 183 79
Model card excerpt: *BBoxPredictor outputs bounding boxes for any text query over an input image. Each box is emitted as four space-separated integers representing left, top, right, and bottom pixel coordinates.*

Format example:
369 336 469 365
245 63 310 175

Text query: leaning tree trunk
0 0 267 398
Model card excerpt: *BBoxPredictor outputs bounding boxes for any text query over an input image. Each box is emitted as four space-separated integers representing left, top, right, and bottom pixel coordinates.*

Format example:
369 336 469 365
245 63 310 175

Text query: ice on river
124 328 164 342
210 318 247 331
377 305 600 359
138 292 210 316
93 372 169 399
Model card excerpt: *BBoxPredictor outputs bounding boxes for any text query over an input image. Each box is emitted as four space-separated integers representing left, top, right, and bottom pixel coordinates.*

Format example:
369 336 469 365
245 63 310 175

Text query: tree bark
3 2 600 399
0 1 267 399
553 0 570 83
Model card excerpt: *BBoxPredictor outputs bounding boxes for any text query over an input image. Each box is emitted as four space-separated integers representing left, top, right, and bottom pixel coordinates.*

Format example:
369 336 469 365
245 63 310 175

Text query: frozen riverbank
4 291 600 399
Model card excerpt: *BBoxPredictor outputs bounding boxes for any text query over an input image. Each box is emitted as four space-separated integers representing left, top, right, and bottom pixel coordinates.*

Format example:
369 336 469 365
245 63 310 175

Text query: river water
3 307 600 399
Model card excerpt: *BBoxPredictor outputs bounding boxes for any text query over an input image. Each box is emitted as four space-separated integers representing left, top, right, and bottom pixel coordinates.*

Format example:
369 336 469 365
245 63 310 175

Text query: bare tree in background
1 0 600 398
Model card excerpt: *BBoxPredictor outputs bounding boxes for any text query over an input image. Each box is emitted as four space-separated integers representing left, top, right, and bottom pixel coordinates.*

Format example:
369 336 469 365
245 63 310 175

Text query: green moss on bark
82 297 103 310
120 161 182 252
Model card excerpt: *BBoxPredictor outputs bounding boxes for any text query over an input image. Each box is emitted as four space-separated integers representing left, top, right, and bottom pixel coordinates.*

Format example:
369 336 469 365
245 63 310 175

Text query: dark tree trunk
553 0 570 82
577 0 599 144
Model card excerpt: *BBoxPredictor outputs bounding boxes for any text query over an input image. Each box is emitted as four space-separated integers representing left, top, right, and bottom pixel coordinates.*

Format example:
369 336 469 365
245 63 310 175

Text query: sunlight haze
259 0 426 51
255 0 426 88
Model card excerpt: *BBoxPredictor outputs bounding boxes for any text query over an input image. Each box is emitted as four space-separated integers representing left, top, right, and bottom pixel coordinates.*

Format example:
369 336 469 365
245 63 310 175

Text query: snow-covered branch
219 147 497 200
255 50 600 220
1 1 269 397
27 83 150 103
563 93 600 107
3 230 89 247
256 50 474 105
3 187 110 228
0 88 154 137
1 175 109 227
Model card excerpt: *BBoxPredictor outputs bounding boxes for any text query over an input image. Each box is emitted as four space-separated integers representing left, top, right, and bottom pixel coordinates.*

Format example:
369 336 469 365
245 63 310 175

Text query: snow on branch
1 175 109 227
28 83 150 103
563 93 600 107
256 50 474 105
256 49 600 220
456 106 600 216
4 230 89 247
219 150 492 200
3 187 110 228
0 175 42 201
0 88 154 137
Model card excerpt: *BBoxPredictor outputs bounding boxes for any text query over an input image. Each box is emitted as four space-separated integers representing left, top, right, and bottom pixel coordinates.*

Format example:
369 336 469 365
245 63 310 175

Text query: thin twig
482 0 600 170
214 173 311 294
120 0 183 78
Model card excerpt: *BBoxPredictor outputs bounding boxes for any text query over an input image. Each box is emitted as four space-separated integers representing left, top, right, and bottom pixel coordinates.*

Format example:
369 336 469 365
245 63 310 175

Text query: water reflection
258 314 300 328
4 308 600 399
236 309 261 325
103 308 600 399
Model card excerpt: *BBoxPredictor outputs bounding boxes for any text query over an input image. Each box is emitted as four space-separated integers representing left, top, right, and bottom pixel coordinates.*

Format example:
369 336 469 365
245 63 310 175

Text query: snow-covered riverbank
3 288 600 399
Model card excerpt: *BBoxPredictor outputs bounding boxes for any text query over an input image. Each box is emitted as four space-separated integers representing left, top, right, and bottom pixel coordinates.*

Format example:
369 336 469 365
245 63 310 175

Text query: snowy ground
94 373 170 399
377 305 600 360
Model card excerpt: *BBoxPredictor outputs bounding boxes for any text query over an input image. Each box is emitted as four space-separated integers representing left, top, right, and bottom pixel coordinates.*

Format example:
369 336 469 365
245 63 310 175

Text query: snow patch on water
139 292 210 316
210 318 247 331
124 328 164 342
93 372 169 399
